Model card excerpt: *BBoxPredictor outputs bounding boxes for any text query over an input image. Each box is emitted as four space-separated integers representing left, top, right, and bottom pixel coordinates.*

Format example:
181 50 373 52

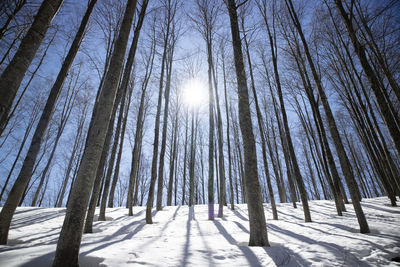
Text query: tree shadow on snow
230 220 309 266
11 210 61 229
232 208 249 222
360 203 400 214
80 210 159 255
182 205 194 266
267 224 372 266
17 250 104 267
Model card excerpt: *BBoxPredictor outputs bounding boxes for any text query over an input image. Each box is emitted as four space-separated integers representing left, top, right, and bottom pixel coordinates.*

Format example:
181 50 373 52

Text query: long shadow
267 224 371 266
233 221 249 233
171 205 181 220
276 210 303 221
213 220 263 266
232 209 248 222
81 223 146 255
182 206 194 266
10 211 62 229
263 245 309 266
19 250 56 267
319 221 400 241
361 203 400 214
136 207 181 250
80 210 159 253
304 223 396 255
194 216 215 266
17 251 105 267
232 220 310 265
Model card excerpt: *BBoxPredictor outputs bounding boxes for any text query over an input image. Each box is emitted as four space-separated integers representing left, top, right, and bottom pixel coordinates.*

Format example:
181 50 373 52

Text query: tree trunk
156 40 176 211
0 0 96 245
286 0 369 233
52 0 136 265
226 0 269 246
241 16 278 220
0 0 64 135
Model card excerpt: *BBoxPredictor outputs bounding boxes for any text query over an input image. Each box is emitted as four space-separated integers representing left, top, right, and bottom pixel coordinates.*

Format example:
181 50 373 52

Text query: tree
156 0 180 210
225 0 269 247
0 0 97 245
285 0 369 233
146 0 177 224
99 0 148 220
333 0 400 157
127 23 155 215
240 3 278 219
0 0 64 135
52 0 137 265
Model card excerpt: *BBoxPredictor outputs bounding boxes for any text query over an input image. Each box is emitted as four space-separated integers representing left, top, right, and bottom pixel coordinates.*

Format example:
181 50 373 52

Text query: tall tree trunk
189 111 196 206
109 0 148 209
146 2 172 223
52 0 137 265
0 100 40 203
261 2 311 222
226 0 269 246
56 107 86 207
98 87 128 220
167 108 179 206
221 44 235 210
182 111 189 206
108 87 131 208
241 16 278 220
156 41 176 211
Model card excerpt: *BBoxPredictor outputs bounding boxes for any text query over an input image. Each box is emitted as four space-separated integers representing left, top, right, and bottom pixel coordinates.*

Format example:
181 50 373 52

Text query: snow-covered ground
0 197 399 266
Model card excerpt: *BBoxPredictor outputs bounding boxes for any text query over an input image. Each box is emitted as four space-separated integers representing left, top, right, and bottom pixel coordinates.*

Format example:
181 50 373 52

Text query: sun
181 78 207 108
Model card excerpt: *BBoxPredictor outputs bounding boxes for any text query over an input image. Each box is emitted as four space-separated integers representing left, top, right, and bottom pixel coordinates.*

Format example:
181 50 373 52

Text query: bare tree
52 0 137 265
0 0 96 245
225 0 269 247
0 0 64 135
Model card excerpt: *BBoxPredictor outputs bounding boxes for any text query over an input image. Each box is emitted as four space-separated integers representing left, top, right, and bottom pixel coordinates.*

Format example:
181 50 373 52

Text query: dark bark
226 0 269 246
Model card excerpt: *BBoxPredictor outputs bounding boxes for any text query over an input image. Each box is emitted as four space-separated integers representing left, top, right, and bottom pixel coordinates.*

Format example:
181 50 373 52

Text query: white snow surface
0 197 399 266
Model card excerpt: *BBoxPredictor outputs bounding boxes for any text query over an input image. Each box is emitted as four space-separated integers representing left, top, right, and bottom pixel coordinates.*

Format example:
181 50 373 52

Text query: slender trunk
146 12 170 223
167 110 178 206
263 6 311 222
0 102 40 202
221 47 234 210
189 112 195 206
156 44 175 211
0 0 27 41
56 112 85 207
242 18 277 220
182 113 188 205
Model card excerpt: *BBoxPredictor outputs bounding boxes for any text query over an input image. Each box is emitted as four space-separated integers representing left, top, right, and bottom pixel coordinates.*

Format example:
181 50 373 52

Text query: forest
0 0 399 266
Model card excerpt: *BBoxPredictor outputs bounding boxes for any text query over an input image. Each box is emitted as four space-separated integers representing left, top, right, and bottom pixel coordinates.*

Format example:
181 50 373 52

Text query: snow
0 197 399 266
